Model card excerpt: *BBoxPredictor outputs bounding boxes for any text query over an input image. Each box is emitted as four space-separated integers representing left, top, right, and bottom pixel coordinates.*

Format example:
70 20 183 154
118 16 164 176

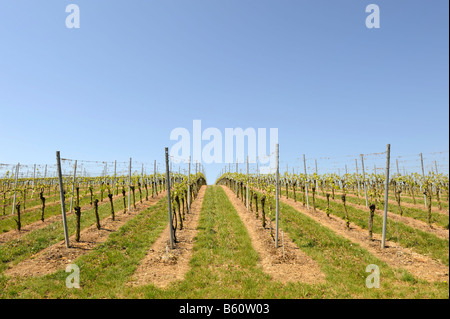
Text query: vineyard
0 148 448 299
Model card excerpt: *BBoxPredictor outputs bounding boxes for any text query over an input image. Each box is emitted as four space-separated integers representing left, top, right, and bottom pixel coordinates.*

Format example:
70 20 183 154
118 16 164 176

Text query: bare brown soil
395 198 449 216
0 186 94 221
280 195 448 283
324 189 449 216
312 193 449 240
128 186 206 289
0 189 138 244
0 213 63 245
223 186 325 284
4 191 167 278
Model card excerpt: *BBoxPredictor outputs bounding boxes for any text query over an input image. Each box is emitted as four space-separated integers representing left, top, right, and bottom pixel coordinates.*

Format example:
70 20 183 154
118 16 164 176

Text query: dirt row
222 186 325 284
129 184 326 288
129 186 207 288
0 186 93 220
278 195 448 283
4 191 167 278
311 192 449 240
0 188 147 244
0 185 161 221
319 188 449 215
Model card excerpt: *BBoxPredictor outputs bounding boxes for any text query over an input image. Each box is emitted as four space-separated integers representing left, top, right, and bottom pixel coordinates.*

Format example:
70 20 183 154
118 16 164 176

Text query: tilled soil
4 191 167 278
128 186 206 289
311 193 449 240
323 190 449 216
0 190 138 244
0 187 103 221
280 195 449 283
222 186 326 285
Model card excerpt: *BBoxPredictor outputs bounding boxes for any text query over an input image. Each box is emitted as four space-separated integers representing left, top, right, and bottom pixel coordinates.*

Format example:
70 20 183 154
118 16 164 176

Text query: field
0 165 448 299
1 1 448 306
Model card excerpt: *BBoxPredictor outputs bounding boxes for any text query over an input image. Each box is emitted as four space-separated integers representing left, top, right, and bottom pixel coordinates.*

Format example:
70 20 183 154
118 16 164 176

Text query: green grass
0 186 447 299
318 190 449 229
0 190 139 273
0 189 172 298
281 189 449 266
0 186 115 232
0 186 94 216
323 188 449 211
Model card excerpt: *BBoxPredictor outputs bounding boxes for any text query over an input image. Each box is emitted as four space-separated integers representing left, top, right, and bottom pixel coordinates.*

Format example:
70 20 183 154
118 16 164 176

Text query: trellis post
11 163 20 215
56 151 70 248
69 160 77 214
381 144 391 249
303 154 309 209
165 148 174 249
275 144 280 248
361 154 368 208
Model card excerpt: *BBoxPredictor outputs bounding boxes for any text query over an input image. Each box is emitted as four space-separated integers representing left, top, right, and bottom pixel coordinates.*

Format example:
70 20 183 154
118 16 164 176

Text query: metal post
11 163 20 215
188 156 191 211
246 156 249 211
275 144 280 248
303 154 309 209
113 160 117 196
420 153 427 208
128 157 132 212
235 161 238 195
195 162 198 195
165 148 174 249
315 159 319 191
32 164 36 198
355 159 360 195
361 154 368 207
154 160 157 195
69 160 77 214
381 144 391 249
396 159 400 175
56 151 70 248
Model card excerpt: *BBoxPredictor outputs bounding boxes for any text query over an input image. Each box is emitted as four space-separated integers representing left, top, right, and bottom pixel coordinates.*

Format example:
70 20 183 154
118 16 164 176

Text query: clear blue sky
0 0 448 182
